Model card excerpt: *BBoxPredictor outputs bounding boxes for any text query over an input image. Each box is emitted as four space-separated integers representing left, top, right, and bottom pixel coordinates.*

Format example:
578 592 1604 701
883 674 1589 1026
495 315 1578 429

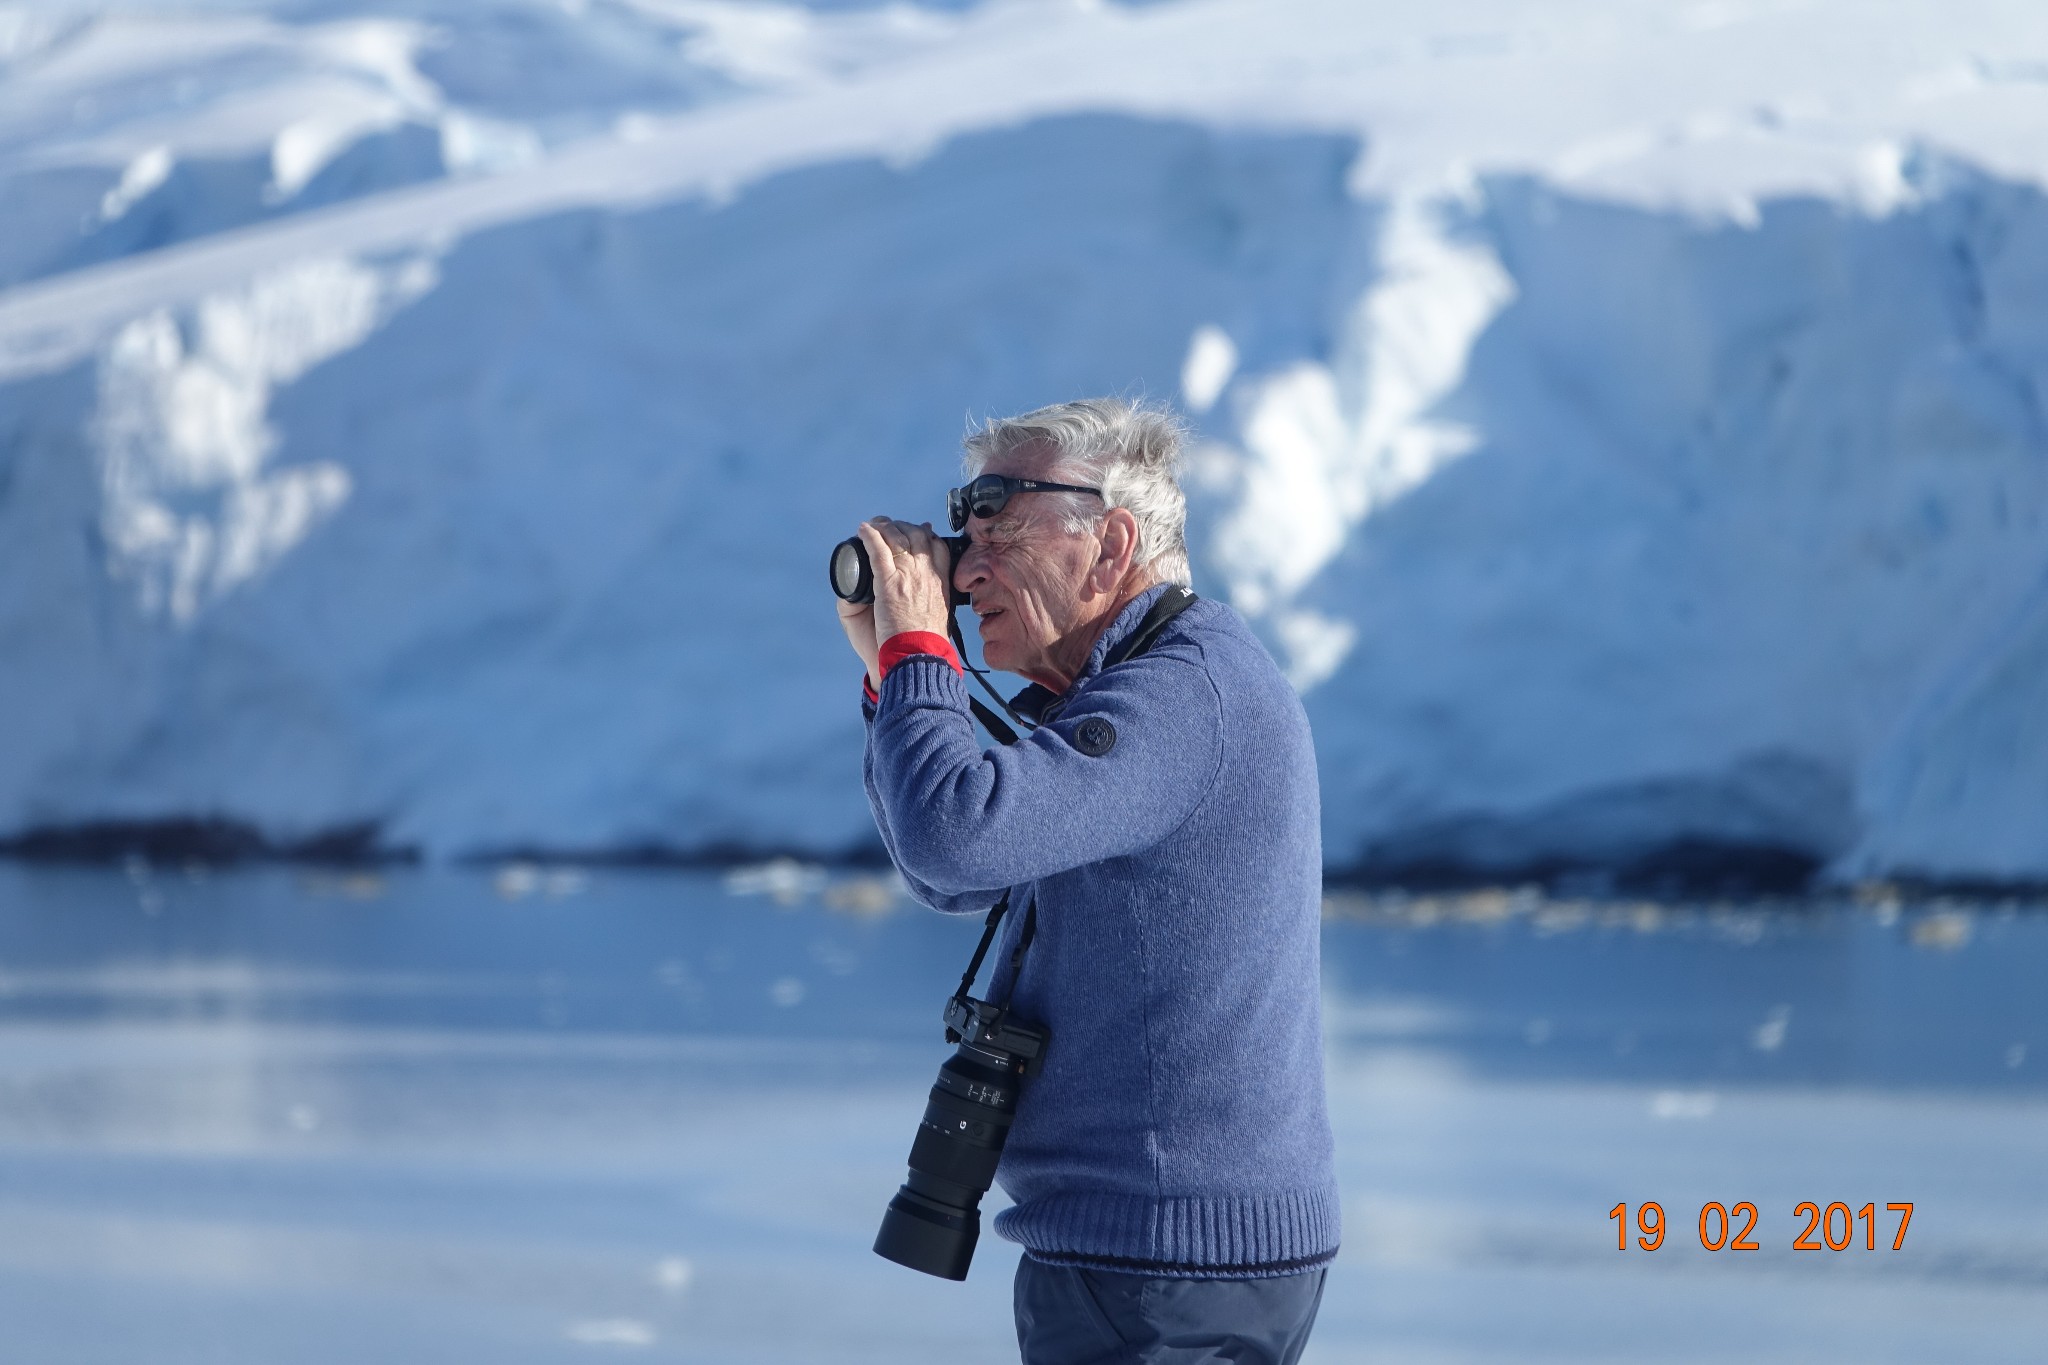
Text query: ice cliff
2 0 2046 886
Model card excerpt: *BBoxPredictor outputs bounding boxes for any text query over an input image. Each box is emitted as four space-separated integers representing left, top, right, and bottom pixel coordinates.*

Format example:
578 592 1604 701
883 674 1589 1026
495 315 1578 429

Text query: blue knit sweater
863 586 1339 1277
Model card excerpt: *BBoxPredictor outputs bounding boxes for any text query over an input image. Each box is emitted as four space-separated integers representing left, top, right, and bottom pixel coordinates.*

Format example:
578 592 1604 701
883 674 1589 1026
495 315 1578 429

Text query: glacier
2 0 2048 885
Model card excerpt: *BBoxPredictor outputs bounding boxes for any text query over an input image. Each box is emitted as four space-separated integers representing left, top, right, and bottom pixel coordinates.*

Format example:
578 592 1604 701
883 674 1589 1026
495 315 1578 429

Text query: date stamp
1610 1201 1915 1251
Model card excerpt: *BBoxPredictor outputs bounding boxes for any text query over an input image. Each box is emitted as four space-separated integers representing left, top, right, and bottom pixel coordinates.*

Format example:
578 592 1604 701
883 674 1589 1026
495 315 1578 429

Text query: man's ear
1094 508 1140 590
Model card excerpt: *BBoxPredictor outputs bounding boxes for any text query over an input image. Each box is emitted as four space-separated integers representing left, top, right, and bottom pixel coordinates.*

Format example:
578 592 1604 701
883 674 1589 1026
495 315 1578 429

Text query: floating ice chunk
1533 904 1591 935
1180 325 1238 414
1909 910 1973 951
822 874 901 916
1650 1091 1718 1119
302 872 387 900
565 1319 655 1347
495 863 541 900
724 858 826 904
491 864 587 899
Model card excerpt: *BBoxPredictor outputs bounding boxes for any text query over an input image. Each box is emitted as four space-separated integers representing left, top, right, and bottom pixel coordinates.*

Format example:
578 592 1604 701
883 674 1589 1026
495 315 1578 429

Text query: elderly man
838 398 1337 1365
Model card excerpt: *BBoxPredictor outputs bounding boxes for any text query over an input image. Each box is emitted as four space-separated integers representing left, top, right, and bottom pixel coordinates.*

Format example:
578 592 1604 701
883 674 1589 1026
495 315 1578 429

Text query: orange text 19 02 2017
1608 1201 1915 1251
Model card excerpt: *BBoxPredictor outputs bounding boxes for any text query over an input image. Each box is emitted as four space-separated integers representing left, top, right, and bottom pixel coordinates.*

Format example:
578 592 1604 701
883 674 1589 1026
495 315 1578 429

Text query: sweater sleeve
861 693 1011 915
866 649 1225 895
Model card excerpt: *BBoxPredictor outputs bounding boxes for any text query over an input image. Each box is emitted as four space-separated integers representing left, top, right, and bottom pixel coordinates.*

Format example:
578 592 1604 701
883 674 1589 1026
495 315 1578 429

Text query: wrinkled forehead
968 436 1067 484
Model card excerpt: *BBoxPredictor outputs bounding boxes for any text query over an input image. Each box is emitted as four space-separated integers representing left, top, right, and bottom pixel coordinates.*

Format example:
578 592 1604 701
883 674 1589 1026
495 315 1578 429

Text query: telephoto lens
874 995 1046 1280
828 532 970 607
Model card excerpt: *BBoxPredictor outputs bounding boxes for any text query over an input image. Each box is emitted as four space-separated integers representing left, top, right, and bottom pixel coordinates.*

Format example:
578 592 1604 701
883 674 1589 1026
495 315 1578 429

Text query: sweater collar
1008 584 1174 722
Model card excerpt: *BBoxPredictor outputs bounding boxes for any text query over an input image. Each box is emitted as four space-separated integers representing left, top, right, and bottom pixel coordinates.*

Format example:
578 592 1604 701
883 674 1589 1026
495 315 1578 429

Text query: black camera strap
1103 585 1196 669
947 586 1197 1019
966 695 1021 748
947 611 1026 745
953 891 1012 1005
948 888 1037 1029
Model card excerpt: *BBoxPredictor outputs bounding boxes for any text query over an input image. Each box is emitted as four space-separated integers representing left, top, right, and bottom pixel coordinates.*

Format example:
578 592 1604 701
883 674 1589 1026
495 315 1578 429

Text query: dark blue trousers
1013 1256 1327 1365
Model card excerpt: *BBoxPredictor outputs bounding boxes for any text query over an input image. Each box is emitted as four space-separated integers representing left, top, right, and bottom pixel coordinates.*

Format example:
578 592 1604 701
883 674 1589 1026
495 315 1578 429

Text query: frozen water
0 865 2041 1362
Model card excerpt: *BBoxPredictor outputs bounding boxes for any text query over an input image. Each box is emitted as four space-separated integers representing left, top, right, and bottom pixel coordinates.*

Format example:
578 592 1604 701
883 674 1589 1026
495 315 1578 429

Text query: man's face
950 452 1102 681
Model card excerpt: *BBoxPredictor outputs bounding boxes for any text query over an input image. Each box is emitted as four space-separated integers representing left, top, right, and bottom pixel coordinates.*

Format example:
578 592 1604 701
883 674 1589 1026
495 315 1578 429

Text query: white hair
961 397 1193 589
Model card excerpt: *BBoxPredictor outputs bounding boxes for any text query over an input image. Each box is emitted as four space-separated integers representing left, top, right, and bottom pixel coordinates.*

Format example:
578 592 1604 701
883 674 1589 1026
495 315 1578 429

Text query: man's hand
836 594 881 691
859 517 954 643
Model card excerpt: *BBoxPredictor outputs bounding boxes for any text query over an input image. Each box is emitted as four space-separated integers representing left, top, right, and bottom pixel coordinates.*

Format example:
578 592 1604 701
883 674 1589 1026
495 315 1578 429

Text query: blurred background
1 0 2044 1360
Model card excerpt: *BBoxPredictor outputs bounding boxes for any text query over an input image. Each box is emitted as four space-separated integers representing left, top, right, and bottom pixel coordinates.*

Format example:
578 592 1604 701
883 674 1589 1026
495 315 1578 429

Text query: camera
872 993 1048 1280
829 532 970 607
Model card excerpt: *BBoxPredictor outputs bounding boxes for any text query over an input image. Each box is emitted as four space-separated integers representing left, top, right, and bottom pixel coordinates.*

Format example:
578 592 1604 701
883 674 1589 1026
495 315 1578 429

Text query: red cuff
878 630 964 680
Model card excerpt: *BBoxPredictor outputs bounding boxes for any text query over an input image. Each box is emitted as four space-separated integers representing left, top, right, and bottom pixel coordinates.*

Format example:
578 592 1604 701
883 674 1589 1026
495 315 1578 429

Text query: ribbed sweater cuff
876 653 970 710
993 1188 1341 1279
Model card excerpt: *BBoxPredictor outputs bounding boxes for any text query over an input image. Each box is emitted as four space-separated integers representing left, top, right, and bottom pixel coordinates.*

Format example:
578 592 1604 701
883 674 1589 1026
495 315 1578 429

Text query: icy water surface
0 864 2041 1363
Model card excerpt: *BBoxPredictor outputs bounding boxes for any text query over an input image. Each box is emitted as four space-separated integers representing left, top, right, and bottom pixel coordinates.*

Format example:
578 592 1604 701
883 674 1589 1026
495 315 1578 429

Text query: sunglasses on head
947 474 1104 532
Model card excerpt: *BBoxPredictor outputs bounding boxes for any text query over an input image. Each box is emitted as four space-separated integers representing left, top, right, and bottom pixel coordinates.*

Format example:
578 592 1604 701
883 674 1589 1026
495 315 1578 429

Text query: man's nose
952 545 988 595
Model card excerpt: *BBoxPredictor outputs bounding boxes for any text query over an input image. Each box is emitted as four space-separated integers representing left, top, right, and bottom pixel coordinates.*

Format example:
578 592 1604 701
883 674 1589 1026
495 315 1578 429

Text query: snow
3 0 2048 880
97 142 171 221
92 253 435 620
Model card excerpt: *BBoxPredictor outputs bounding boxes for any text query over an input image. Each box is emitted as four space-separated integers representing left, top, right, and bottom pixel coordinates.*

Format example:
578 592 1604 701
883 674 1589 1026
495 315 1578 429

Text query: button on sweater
863 586 1339 1277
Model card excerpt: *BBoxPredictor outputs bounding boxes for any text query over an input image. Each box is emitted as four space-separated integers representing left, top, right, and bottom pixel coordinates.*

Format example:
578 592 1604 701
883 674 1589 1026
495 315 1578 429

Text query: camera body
871 993 1049 1281
829 532 970 608
943 993 1048 1073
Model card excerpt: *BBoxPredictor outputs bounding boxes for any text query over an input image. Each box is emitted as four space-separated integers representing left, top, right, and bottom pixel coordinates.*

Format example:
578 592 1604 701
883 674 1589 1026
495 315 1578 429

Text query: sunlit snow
3 0 2048 880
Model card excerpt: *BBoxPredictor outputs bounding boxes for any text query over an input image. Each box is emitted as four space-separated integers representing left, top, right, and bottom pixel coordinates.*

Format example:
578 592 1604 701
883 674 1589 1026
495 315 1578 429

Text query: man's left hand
858 517 955 643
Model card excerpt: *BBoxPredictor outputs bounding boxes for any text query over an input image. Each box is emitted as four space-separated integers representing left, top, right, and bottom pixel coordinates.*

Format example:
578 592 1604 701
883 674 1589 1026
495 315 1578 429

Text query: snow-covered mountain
4 0 2047 886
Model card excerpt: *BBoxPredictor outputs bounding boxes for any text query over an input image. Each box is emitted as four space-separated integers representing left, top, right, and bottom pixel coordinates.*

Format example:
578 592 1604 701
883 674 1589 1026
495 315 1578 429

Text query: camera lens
830 530 971 607
873 1040 1022 1280
830 537 873 603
